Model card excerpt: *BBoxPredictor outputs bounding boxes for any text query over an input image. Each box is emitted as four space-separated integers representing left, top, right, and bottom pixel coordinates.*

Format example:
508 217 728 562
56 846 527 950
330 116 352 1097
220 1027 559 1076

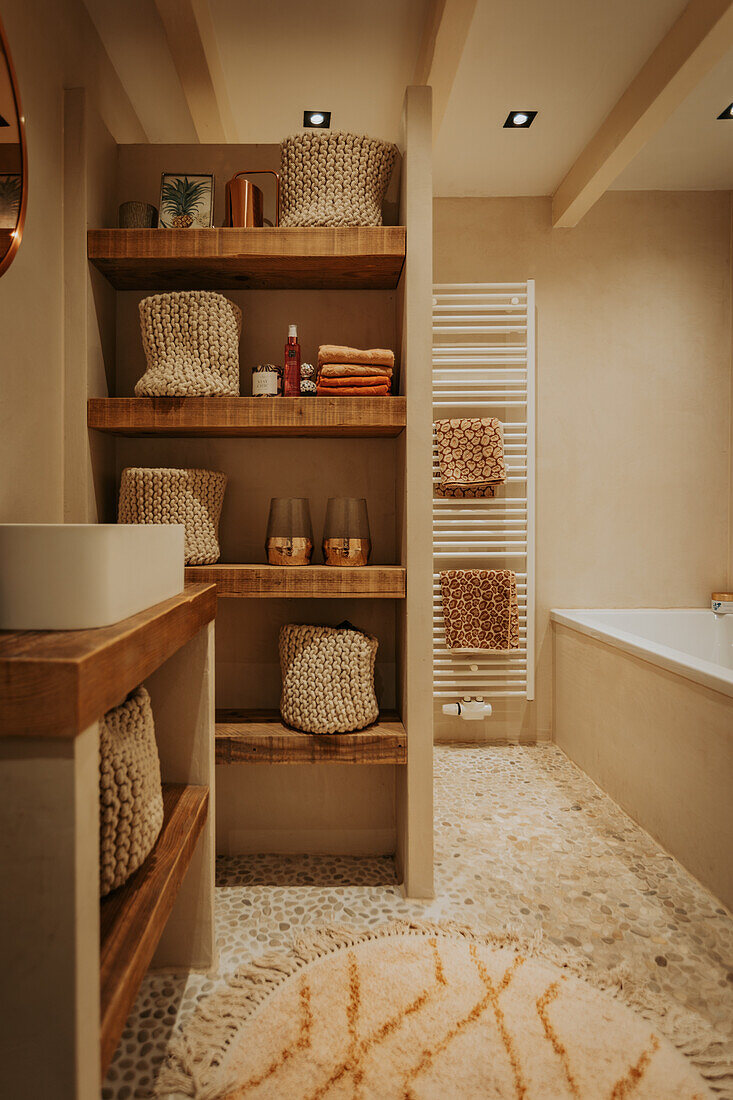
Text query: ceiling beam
413 0 478 141
153 0 238 143
553 0 733 227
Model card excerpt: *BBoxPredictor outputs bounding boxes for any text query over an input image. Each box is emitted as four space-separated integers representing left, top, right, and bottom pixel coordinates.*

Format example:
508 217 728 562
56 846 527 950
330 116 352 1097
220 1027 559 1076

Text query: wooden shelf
216 710 406 764
184 564 406 599
87 227 406 290
100 783 209 1074
0 583 216 738
88 396 406 437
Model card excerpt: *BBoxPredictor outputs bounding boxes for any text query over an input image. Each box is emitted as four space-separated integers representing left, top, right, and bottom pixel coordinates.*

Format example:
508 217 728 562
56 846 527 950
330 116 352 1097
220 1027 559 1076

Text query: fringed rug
156 922 733 1100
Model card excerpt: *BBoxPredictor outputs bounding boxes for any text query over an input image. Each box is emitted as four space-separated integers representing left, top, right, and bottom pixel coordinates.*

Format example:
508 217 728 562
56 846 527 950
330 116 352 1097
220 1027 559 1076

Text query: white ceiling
83 0 733 196
613 46 733 190
433 0 689 196
208 0 430 145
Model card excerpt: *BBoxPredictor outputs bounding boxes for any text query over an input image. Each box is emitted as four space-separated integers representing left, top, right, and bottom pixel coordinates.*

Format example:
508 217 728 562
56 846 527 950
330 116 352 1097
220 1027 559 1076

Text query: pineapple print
161 176 210 229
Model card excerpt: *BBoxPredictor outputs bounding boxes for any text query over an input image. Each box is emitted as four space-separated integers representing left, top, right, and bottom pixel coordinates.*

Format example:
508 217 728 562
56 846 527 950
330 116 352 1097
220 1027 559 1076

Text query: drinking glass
265 498 313 566
322 497 371 566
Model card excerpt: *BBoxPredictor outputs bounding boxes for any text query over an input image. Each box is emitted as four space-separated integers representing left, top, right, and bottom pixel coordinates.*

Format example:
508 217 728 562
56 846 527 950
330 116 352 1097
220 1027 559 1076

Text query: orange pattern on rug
159 930 712 1100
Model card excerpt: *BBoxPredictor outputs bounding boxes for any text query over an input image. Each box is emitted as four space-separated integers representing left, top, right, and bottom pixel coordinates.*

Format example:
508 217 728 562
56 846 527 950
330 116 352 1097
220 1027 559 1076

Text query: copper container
322 537 371 567
266 537 313 566
225 170 280 227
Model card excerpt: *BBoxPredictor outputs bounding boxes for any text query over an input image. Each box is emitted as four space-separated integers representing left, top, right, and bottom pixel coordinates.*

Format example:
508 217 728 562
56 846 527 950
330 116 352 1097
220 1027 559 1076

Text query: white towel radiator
432 281 536 701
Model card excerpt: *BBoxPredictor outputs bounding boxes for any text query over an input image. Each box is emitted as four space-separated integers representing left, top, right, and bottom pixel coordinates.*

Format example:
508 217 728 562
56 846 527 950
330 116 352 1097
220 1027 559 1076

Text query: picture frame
159 172 214 229
0 173 22 230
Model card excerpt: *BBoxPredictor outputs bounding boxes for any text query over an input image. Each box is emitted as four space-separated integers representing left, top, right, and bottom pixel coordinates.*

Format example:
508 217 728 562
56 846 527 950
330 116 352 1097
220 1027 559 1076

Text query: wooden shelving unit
184 564 406 599
216 710 406 765
88 396 406 437
100 784 209 1073
87 227 406 290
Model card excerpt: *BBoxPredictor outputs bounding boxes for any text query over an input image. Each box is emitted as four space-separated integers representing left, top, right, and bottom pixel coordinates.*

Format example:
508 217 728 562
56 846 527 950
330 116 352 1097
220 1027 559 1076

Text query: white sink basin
0 524 185 630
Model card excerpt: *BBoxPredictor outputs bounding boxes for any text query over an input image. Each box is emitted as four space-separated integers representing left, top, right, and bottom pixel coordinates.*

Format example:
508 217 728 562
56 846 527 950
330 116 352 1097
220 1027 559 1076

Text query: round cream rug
156 923 730 1100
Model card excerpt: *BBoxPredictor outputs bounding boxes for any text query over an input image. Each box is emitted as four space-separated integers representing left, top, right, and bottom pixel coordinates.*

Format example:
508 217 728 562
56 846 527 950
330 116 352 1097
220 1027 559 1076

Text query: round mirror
0 16 26 278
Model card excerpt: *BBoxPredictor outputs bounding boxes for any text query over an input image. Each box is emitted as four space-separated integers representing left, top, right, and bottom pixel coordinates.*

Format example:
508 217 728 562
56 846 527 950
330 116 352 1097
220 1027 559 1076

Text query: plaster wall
0 0 141 523
433 192 732 741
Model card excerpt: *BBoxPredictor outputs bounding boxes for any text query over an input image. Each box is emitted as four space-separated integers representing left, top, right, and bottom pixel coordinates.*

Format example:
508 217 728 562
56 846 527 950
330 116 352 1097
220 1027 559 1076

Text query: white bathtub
551 608 733 911
550 608 733 698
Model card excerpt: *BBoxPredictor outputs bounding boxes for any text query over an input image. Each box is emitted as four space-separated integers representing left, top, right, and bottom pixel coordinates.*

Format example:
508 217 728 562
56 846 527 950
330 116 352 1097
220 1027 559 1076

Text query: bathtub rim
550 608 733 701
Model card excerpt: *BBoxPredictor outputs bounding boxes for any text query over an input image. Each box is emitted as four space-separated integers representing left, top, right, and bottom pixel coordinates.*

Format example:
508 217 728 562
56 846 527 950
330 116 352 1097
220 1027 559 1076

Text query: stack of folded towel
434 417 506 498
317 345 394 396
440 569 519 651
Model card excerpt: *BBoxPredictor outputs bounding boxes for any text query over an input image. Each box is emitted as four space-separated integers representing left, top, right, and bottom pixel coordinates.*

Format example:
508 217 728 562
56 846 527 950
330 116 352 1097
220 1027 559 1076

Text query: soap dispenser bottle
284 323 301 396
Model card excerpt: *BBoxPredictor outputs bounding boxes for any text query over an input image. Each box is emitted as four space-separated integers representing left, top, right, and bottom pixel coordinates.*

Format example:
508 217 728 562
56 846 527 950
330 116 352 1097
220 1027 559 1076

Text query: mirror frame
0 15 27 279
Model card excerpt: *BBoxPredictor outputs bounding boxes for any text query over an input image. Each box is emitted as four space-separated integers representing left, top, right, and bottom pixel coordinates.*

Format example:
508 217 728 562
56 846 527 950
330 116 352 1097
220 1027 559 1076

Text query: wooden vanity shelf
216 710 406 765
184 564 406 599
0 582 216 737
87 227 406 290
88 396 406 437
0 584 217 1097
100 783 209 1073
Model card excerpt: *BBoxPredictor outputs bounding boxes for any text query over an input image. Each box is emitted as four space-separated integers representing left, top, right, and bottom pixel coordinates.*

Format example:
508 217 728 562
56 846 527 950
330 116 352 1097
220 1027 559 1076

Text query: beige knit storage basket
99 685 163 897
136 290 242 397
118 467 227 565
279 131 397 228
279 623 379 734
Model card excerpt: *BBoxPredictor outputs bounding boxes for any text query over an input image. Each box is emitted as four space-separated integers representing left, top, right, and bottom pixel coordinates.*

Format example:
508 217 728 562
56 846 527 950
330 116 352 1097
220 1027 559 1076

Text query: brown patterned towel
434 417 506 499
440 569 519 651
319 363 393 379
318 345 395 369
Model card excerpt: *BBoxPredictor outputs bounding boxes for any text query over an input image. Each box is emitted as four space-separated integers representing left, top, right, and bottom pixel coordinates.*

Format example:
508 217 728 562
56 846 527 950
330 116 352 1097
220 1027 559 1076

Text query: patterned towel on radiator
440 569 520 651
434 417 506 498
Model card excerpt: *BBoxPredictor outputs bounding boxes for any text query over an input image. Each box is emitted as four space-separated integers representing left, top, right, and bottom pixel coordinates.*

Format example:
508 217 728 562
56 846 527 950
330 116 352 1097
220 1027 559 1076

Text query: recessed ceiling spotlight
503 110 537 129
304 110 331 128
717 103 733 119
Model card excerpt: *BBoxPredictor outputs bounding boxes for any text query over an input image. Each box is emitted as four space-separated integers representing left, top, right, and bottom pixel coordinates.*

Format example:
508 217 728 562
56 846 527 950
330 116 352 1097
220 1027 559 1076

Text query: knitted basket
279 623 379 734
99 685 163 897
118 467 227 565
136 291 242 397
279 131 397 228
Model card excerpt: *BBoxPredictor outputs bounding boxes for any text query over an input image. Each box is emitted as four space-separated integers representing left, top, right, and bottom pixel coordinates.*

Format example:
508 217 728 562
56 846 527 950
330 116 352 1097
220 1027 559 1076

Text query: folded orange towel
440 569 519 651
318 345 395 369
317 385 391 397
319 375 393 390
319 363 393 379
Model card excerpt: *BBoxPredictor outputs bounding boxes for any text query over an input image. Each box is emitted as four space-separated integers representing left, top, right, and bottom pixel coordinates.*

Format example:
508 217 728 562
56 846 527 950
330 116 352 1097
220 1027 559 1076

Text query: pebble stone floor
103 744 733 1098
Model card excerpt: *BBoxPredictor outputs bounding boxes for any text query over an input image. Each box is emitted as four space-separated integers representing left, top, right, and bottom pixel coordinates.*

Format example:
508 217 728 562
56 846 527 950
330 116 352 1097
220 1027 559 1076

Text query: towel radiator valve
442 696 493 720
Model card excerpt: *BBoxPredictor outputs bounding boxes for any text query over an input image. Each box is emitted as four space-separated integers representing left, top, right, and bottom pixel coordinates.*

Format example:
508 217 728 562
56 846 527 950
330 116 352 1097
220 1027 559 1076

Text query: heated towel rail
432 281 536 700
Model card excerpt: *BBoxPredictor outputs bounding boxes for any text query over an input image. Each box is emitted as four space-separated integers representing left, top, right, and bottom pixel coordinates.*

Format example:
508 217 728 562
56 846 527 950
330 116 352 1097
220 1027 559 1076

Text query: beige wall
0 0 141 523
434 192 732 741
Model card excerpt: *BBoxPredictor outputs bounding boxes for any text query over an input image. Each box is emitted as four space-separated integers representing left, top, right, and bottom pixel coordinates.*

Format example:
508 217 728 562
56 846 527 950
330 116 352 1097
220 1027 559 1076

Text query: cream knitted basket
118 467 227 565
279 623 379 734
279 131 397 228
136 291 242 397
99 685 163 897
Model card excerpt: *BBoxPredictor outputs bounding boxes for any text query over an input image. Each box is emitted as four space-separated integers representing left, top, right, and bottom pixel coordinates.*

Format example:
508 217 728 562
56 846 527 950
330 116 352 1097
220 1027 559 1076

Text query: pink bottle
284 323 301 396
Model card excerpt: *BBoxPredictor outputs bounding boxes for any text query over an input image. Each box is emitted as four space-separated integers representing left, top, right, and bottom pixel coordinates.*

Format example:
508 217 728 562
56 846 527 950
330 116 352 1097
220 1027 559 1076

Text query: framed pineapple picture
0 174 21 229
159 173 214 229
